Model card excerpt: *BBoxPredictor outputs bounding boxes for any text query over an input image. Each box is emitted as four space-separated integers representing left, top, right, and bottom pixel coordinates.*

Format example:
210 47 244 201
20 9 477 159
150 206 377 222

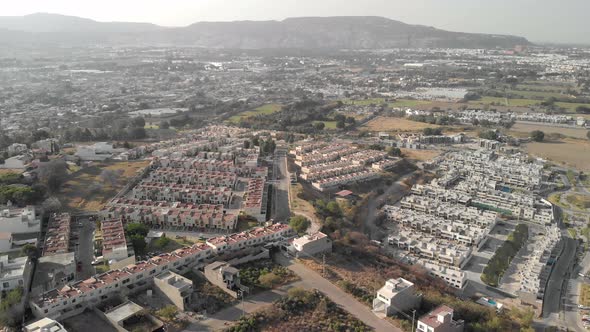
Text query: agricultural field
59 160 150 212
389 99 432 108
227 103 282 123
362 116 439 132
510 122 590 139
525 138 590 172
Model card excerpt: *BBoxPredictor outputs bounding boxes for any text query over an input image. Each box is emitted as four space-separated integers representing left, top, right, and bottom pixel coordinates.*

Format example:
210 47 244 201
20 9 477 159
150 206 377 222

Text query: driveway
75 216 96 279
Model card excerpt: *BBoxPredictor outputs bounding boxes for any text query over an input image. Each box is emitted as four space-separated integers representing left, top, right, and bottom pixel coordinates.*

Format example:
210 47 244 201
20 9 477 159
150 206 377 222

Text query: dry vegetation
400 148 441 162
525 138 590 172
511 122 590 139
59 160 150 212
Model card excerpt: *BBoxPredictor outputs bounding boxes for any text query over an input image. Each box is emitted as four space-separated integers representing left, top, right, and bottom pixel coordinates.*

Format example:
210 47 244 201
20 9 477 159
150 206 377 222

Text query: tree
289 216 310 234
478 130 498 141
258 272 281 288
38 159 68 193
243 140 251 149
336 120 346 129
531 130 545 142
125 223 149 237
326 201 341 216
387 147 402 157
345 117 356 125
42 197 62 213
21 244 38 259
576 105 590 114
313 122 325 131
131 117 146 128
160 121 170 129
154 235 171 249
130 235 146 255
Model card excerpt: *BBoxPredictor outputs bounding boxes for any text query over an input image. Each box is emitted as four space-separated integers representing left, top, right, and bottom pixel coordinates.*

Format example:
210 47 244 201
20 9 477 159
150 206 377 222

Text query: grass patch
389 99 432 108
581 284 590 307
312 120 338 129
565 194 590 211
147 236 194 253
568 228 578 239
228 103 282 123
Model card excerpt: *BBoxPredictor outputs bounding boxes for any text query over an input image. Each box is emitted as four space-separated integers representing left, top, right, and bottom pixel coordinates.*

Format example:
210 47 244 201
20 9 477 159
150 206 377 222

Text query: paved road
275 254 401 332
75 216 96 279
543 236 577 318
271 150 291 222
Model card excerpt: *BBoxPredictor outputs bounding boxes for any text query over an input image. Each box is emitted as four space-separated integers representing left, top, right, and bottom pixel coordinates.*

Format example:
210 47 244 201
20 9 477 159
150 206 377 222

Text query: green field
228 104 282 123
389 99 432 108
313 120 338 129
469 96 539 107
342 98 386 106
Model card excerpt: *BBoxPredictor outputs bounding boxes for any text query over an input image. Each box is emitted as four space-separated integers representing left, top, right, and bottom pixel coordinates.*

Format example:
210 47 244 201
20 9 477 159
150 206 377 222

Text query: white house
292 232 332 257
372 278 421 317
24 318 68 332
75 142 116 161
417 305 464 332
0 255 30 292
0 206 41 234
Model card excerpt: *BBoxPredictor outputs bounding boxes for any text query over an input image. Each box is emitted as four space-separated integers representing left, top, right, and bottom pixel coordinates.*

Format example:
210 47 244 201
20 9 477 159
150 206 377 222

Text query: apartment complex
294 142 393 192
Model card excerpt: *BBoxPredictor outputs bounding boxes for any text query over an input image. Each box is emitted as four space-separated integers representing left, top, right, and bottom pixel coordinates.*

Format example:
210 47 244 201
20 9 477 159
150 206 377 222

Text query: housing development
0 8 590 332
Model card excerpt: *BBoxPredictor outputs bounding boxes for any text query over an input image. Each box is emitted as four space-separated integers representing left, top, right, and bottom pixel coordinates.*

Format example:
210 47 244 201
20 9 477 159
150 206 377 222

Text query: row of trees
481 224 529 287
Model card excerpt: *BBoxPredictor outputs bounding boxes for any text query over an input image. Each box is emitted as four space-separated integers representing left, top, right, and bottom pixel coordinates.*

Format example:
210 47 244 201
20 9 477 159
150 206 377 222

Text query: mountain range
0 13 530 49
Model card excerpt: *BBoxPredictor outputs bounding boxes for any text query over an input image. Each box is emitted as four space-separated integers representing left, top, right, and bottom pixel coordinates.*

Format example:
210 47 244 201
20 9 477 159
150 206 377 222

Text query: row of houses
132 181 233 206
30 223 293 320
102 199 238 230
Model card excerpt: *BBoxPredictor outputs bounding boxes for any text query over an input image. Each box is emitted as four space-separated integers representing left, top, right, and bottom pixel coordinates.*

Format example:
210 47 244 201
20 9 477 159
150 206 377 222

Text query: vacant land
362 116 439 132
228 103 282 123
401 148 442 162
511 123 590 139
525 138 590 172
565 194 590 211
389 99 432 108
0 169 23 175
59 160 150 212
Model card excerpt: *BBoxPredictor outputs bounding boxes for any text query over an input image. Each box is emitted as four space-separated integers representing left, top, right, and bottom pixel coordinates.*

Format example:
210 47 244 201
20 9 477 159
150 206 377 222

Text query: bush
289 216 310 235
156 305 178 321
258 272 281 288
154 236 171 249
531 130 545 142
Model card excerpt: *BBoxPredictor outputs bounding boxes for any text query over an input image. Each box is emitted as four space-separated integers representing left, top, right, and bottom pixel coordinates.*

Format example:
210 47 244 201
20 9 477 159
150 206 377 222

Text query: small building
0 205 41 234
417 305 464 332
154 271 193 311
372 278 421 317
0 255 30 292
103 301 163 332
31 252 76 296
203 261 245 298
292 232 332 257
24 317 68 332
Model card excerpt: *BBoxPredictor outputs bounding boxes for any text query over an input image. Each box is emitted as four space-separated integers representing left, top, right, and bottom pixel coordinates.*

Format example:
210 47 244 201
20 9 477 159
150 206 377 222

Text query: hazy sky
4 0 589 44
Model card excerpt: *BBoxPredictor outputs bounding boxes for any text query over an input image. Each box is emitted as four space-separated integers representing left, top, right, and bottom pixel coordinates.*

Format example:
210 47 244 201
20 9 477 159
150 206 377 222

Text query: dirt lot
362 116 439 132
525 138 590 172
511 122 590 139
59 160 150 212
401 148 442 161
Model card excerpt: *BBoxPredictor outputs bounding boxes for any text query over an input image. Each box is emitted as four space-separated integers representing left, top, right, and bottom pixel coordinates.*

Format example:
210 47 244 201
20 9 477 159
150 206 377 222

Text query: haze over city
3 0 590 44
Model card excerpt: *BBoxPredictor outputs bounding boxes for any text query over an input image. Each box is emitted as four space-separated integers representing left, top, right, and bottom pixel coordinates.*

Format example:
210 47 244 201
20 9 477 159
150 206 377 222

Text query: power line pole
411 309 416 332
322 253 326 277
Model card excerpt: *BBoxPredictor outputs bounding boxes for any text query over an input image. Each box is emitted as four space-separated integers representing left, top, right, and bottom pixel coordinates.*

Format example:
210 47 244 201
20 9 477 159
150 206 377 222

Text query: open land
511 122 590 139
59 160 150 212
525 138 590 172
228 103 282 123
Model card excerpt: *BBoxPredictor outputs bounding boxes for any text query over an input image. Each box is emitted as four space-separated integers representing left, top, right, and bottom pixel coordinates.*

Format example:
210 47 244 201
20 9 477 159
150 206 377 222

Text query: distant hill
0 13 530 49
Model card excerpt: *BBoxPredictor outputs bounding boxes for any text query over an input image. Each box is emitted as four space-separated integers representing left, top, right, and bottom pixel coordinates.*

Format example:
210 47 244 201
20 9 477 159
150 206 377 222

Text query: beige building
292 232 332 257
154 271 193 311
372 278 421 317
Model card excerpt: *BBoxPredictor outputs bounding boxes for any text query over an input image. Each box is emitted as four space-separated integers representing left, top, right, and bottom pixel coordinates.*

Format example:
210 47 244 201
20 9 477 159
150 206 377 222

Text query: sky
3 0 589 44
